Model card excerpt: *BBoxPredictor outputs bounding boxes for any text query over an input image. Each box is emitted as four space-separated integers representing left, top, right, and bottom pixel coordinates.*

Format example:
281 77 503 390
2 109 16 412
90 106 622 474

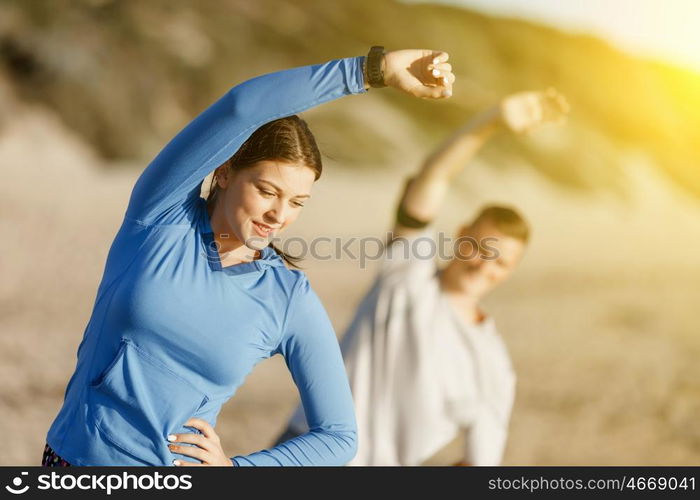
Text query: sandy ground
1 82 699 465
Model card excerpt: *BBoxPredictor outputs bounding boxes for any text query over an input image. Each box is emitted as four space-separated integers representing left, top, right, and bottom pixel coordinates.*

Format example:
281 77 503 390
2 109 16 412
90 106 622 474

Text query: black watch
366 46 386 88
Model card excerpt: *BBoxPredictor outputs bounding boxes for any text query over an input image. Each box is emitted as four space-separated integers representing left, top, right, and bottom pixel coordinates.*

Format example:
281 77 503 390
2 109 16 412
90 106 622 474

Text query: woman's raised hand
168 417 234 466
499 88 570 134
383 49 455 99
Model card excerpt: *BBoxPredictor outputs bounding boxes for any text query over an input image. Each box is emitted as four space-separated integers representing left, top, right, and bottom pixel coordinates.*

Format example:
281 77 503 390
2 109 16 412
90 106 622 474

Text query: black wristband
367 45 386 88
396 203 431 229
395 177 431 229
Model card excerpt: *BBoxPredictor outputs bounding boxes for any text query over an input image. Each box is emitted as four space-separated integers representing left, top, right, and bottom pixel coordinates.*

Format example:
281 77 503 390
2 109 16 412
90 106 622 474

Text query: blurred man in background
275 89 569 465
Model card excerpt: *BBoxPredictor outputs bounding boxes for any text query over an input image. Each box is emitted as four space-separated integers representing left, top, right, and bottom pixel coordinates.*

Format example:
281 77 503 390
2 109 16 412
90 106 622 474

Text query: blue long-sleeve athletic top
45 56 367 466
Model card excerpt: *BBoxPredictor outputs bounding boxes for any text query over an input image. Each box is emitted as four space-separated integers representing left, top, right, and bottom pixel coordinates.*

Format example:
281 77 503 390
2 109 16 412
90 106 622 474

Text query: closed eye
257 184 306 207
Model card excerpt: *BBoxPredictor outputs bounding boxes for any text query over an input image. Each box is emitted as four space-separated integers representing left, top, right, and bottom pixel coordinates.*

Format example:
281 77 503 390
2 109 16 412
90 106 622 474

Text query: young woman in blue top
43 48 455 466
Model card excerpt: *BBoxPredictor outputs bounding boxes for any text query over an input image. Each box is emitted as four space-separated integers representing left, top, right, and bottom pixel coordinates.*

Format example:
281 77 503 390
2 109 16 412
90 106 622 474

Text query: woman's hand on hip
383 49 455 99
168 417 234 466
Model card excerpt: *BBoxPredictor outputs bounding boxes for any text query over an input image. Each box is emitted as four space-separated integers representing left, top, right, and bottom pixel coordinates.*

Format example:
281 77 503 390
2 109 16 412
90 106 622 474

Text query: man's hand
499 88 570 134
168 417 234 466
383 49 455 99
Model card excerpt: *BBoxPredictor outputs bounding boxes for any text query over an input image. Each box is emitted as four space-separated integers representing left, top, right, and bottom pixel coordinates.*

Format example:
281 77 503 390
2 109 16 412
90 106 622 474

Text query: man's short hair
470 205 530 244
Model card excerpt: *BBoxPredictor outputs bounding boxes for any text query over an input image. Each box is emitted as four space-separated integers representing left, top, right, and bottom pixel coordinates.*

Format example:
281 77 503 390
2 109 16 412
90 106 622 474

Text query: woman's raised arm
125 50 455 226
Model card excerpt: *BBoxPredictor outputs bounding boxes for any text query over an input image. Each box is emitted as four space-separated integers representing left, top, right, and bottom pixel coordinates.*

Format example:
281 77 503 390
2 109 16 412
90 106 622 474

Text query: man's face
452 220 526 299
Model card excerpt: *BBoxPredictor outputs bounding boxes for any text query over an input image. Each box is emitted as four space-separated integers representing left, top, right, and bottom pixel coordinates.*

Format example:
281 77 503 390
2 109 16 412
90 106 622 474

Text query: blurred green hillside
1 0 699 198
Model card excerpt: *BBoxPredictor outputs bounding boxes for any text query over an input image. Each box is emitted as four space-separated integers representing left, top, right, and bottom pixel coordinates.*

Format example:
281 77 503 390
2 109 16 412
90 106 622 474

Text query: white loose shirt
289 226 516 465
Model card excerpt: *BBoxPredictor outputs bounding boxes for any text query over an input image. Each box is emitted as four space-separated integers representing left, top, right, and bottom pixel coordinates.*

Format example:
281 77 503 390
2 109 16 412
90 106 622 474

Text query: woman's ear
214 165 230 189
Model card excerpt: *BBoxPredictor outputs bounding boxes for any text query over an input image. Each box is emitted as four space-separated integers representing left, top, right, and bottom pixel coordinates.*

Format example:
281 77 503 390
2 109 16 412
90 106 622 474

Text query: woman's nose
265 201 288 225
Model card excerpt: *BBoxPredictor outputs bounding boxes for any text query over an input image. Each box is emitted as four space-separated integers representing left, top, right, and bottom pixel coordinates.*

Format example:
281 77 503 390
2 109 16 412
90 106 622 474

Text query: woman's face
213 159 315 251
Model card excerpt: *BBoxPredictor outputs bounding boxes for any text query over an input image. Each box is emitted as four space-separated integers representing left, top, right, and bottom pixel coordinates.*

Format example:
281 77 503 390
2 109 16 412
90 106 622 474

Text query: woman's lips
252 221 276 237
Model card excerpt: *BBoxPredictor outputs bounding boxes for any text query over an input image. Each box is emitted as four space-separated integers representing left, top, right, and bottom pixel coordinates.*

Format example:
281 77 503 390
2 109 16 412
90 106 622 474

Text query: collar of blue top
199 198 286 274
